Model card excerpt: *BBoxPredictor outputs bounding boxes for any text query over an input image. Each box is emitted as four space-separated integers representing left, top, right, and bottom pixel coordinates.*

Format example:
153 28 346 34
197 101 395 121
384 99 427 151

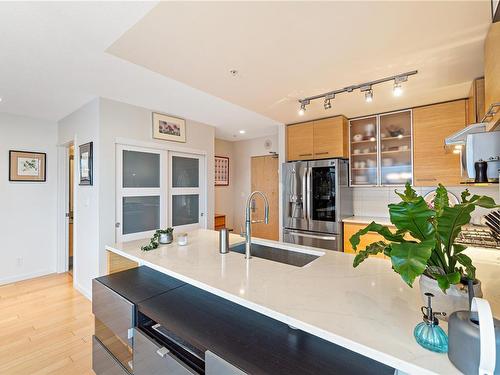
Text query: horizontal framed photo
152 112 186 143
79 142 93 186
9 150 46 182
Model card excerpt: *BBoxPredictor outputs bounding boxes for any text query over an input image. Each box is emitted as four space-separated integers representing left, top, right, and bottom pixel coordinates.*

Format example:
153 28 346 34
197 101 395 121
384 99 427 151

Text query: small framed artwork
152 112 186 143
79 142 93 186
215 156 229 186
9 150 46 182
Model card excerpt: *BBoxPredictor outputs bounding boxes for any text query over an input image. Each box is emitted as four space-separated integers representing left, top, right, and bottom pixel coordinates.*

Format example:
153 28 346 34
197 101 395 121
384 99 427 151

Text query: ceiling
0 2 492 141
108 1 492 124
0 1 279 140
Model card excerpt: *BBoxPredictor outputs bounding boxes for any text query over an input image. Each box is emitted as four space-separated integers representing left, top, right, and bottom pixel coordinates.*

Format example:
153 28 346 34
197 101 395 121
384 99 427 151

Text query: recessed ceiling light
229 69 239 77
239 130 246 134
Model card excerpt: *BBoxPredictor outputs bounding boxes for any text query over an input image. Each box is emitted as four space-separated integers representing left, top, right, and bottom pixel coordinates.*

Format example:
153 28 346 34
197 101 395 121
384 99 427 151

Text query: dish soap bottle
414 292 448 353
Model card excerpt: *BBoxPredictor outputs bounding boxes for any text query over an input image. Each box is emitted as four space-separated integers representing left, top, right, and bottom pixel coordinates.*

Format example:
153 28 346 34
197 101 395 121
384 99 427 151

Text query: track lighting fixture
297 70 417 113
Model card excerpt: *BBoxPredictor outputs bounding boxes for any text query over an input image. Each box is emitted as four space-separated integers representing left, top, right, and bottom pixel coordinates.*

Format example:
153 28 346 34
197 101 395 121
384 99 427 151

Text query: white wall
352 185 500 223
214 139 234 229
0 113 57 284
231 134 279 234
99 98 216 274
58 98 100 298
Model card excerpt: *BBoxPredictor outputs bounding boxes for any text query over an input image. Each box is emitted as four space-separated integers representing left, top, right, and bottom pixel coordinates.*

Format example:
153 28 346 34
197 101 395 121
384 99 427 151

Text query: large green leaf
394 182 419 203
390 240 435 287
437 204 475 252
353 241 390 267
389 197 435 241
455 253 476 280
435 271 461 292
349 222 406 251
433 184 449 216
465 194 499 209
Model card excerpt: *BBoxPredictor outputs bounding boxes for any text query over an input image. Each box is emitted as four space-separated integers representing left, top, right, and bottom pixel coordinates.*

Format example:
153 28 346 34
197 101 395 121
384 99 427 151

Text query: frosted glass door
116 145 165 241
169 152 206 231
350 116 378 186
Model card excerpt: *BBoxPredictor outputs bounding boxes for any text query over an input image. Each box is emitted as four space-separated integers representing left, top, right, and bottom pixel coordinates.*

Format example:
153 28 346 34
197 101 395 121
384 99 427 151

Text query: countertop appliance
282 158 352 251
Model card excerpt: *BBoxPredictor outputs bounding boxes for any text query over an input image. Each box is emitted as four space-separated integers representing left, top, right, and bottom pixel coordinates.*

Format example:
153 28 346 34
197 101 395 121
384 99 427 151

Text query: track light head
393 82 403 97
298 99 309 116
324 99 332 110
364 88 373 102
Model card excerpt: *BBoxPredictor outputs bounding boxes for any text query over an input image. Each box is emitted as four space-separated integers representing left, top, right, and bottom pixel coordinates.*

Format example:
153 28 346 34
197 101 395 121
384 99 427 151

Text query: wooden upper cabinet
286 116 348 161
287 122 314 161
313 116 349 159
484 22 500 131
413 100 466 187
467 77 485 124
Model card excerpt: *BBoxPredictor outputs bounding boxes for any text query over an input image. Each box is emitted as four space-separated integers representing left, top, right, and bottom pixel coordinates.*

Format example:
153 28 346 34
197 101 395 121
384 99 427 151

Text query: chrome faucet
244 191 270 259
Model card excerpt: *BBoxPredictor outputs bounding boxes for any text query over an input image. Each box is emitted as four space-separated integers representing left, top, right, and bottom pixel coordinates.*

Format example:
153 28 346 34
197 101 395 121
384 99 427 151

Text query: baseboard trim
0 269 54 286
73 281 92 301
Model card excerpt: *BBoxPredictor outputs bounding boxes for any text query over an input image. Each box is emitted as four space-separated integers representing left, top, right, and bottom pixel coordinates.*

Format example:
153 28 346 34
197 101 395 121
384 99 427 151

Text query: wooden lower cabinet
413 100 466 186
215 214 226 230
107 251 138 275
343 223 388 259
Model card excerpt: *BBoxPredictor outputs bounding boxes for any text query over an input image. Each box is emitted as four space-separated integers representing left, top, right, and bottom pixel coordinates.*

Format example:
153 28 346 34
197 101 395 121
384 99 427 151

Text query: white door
116 145 166 242
168 152 206 231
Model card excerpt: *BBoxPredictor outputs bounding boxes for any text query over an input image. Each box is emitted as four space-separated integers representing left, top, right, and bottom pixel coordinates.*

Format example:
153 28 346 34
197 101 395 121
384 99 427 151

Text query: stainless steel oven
283 158 352 251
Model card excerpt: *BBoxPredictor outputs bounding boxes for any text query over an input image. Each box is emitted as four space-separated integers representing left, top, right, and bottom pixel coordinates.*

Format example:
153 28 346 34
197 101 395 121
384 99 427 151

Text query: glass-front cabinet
349 109 412 186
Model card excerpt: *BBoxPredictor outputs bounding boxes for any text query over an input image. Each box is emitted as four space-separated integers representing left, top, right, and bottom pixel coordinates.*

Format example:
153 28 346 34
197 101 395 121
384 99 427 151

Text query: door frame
56 138 77 274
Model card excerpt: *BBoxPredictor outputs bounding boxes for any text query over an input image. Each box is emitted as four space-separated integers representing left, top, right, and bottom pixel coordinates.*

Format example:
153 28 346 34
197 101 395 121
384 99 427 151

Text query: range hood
444 122 486 146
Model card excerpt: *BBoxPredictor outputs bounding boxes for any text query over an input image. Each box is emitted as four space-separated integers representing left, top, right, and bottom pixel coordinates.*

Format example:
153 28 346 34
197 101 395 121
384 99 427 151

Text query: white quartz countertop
343 216 393 226
106 229 500 375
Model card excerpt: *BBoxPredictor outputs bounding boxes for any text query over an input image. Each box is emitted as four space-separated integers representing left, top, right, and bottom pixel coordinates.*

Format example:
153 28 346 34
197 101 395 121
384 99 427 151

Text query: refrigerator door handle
287 231 337 241
302 167 308 220
306 166 313 223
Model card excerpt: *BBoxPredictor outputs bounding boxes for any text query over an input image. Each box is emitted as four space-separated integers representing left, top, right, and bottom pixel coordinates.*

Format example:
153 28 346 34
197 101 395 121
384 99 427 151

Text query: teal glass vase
414 321 448 353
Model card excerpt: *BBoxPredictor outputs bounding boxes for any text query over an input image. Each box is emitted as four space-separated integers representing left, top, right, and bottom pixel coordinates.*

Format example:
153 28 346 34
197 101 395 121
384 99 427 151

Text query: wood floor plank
0 273 95 375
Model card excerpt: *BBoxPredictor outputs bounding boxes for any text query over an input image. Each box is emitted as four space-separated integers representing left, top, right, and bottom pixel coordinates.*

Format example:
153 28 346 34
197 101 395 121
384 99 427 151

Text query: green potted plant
350 183 498 318
141 227 174 251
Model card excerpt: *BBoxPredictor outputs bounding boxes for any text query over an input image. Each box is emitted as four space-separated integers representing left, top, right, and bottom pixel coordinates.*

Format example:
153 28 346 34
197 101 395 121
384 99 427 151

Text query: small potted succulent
141 227 174 251
349 183 498 318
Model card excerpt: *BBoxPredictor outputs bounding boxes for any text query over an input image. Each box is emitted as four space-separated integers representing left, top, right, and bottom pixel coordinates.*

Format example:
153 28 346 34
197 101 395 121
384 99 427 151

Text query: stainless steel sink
229 243 320 267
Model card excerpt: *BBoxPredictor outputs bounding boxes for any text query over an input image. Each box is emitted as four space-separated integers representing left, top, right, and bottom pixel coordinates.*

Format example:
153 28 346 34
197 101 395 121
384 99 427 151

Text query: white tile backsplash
352 185 499 224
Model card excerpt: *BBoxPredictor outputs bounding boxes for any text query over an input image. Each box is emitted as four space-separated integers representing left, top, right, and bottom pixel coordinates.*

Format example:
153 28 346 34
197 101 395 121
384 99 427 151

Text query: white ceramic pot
419 274 483 320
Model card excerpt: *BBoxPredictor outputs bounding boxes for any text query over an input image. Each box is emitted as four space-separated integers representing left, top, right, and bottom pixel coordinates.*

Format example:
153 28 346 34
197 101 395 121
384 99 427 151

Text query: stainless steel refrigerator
282 158 352 251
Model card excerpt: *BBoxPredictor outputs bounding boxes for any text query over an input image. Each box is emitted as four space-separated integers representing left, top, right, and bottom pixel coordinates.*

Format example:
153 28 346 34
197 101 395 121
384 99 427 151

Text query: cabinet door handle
416 178 437 181
298 153 313 157
315 151 329 155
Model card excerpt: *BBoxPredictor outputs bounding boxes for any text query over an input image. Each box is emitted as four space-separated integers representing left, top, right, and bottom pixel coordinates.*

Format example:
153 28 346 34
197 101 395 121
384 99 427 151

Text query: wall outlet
16 257 23 267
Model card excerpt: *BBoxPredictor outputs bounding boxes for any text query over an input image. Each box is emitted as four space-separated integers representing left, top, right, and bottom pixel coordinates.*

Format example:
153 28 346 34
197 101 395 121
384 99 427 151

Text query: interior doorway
68 144 74 275
250 154 279 240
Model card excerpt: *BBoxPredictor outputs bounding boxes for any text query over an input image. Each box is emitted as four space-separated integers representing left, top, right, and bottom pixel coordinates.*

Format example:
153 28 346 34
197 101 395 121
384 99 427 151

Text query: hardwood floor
0 273 94 375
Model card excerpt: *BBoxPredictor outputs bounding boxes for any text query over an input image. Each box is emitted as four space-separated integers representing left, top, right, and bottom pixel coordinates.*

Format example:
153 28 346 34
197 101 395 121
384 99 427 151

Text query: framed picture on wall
79 142 93 186
152 112 186 143
9 150 46 182
215 156 229 186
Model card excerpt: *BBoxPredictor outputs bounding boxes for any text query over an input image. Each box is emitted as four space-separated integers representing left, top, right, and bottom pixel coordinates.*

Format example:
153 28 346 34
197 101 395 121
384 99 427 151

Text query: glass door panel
123 150 160 188
350 116 378 185
169 152 206 231
123 196 160 235
380 110 412 185
311 166 336 222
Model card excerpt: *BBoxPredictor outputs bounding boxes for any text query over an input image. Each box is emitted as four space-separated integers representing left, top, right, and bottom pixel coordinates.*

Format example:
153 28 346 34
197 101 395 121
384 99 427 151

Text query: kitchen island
106 229 500 375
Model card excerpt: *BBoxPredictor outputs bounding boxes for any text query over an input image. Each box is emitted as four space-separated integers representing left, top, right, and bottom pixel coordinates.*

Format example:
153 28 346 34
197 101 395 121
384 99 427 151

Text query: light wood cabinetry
107 251 138 275
214 214 226 230
312 116 349 159
467 77 485 124
413 100 466 186
484 22 500 131
286 116 348 161
287 122 314 161
343 222 387 259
